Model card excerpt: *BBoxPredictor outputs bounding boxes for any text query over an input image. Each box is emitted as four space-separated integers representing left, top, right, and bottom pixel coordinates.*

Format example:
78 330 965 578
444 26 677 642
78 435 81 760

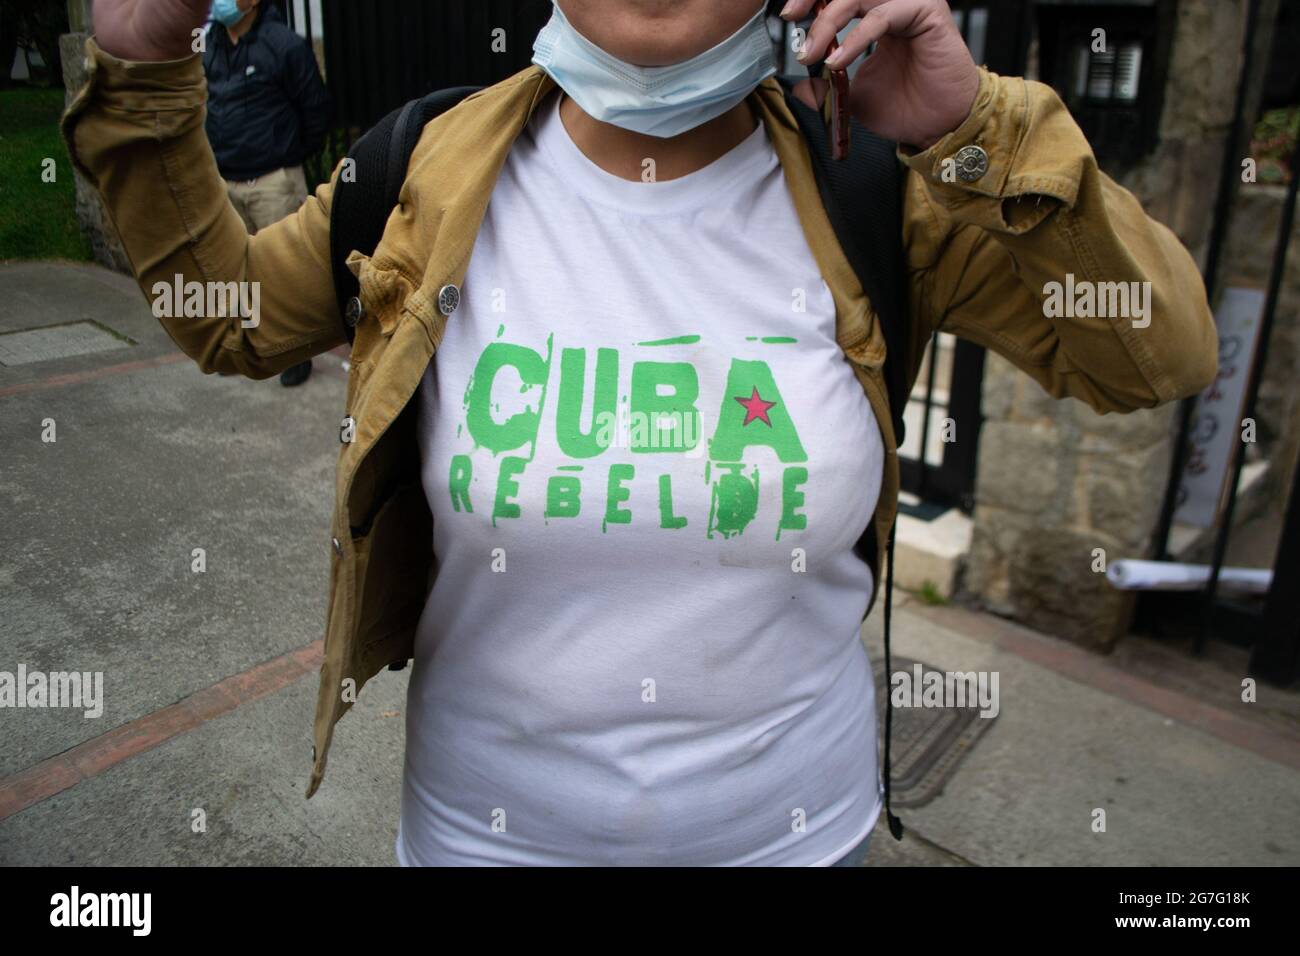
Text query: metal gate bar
1138 0 1299 683
1201 130 1300 663
1152 0 1264 561
1254 449 1300 683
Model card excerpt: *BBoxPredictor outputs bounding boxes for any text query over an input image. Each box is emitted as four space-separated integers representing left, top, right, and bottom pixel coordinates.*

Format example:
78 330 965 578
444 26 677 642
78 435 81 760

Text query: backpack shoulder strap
329 86 483 340
777 79 910 448
779 79 911 843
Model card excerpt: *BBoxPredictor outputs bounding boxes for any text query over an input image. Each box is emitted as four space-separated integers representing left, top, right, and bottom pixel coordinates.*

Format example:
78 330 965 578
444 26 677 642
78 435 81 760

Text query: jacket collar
397 66 880 364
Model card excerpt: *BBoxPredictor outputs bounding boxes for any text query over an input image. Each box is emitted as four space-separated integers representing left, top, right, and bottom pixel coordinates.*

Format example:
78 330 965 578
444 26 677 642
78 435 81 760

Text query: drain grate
0 321 134 367
874 655 998 809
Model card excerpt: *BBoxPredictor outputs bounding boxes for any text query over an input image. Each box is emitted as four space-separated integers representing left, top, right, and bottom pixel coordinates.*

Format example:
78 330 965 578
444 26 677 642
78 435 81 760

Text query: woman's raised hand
782 0 980 150
92 0 213 62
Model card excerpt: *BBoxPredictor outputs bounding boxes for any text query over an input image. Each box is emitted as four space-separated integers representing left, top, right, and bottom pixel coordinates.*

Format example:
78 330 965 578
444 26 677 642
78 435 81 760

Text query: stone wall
1119 0 1254 263
961 0 1260 649
964 358 1176 648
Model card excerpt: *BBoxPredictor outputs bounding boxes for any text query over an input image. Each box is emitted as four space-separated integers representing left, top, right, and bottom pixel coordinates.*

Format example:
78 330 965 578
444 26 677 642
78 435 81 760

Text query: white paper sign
1172 286 1265 528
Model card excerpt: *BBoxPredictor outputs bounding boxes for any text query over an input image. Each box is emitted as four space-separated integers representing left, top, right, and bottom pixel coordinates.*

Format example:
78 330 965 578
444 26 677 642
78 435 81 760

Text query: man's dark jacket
203 4 329 181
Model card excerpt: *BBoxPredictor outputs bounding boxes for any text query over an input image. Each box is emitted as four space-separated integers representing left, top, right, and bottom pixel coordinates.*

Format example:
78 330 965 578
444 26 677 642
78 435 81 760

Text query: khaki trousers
224 165 309 234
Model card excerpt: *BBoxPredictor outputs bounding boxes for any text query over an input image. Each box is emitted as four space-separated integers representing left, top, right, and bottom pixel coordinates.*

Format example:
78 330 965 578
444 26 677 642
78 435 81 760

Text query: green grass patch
0 85 92 262
917 580 948 606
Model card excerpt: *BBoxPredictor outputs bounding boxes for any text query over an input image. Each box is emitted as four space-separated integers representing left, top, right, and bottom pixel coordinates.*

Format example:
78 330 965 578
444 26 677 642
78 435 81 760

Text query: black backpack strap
779 79 911 844
778 80 909 447
329 86 483 341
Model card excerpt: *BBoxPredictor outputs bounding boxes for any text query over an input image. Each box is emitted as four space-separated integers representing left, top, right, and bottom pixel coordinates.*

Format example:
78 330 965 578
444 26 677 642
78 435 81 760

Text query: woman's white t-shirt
398 91 885 866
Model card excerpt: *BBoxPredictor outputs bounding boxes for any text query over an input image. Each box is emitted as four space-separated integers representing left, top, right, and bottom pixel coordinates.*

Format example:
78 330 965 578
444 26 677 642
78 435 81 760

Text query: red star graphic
734 387 777 427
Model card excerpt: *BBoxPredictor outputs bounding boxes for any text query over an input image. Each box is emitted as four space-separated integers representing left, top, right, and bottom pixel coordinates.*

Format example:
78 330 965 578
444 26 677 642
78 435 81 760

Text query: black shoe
280 360 312 388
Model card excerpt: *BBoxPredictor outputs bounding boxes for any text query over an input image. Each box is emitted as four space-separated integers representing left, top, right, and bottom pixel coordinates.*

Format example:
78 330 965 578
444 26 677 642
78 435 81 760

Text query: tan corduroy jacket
62 40 1217 797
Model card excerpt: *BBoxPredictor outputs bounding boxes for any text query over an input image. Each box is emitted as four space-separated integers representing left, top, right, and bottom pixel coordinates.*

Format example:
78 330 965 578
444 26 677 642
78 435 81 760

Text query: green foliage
305 128 357 192
1251 106 1299 184
917 580 948 606
0 86 92 262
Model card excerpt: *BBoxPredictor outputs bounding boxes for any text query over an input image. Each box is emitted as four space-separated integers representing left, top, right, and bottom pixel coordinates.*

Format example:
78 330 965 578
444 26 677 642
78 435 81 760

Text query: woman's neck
557 93 757 183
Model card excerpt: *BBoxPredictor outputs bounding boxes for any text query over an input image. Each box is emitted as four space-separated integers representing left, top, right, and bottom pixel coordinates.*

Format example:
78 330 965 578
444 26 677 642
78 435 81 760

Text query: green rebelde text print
446 331 812 541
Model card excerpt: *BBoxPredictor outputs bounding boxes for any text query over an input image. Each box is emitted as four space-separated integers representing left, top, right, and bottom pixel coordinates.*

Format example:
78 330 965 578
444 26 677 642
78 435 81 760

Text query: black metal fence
1136 138 1298 685
282 0 553 185
855 0 1298 686
895 1 1030 511
318 0 553 132
1138 0 1299 686
902 0 1182 511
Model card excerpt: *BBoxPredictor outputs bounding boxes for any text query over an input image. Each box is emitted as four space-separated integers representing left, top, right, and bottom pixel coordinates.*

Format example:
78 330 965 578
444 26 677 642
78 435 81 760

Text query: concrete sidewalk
861 598 1300 866
1 261 1297 867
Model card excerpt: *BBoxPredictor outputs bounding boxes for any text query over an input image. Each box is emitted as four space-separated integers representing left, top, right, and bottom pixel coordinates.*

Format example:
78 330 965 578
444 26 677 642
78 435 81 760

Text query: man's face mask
532 3 777 139
210 0 246 28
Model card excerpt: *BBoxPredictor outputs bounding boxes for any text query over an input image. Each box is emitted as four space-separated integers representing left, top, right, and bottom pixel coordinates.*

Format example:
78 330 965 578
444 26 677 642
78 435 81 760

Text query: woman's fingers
790 0 939 67
793 0 865 65
825 0 935 68
778 0 822 22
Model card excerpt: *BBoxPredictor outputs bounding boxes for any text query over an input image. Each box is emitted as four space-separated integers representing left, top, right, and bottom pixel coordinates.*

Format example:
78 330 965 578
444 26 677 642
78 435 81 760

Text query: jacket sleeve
61 38 345 380
284 36 330 159
901 69 1219 414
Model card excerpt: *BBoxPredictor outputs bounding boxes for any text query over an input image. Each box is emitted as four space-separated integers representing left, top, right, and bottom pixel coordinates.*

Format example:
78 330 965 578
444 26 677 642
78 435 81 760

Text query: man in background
204 0 329 387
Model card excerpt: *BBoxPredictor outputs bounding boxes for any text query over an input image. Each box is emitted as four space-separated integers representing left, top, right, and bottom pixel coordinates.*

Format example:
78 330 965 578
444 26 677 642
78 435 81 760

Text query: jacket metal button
437 284 461 316
344 296 365 327
952 144 989 182
331 537 343 557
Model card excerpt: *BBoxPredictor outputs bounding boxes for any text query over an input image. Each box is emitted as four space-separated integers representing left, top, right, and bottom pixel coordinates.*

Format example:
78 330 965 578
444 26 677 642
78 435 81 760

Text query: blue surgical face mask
532 3 776 139
211 0 246 28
